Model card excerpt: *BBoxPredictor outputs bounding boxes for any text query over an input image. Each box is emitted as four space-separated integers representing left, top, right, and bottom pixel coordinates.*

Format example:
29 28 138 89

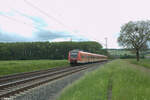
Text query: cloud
0 32 33 42
0 7 89 42
14 10 48 28
0 28 88 42
34 29 89 41
34 30 72 40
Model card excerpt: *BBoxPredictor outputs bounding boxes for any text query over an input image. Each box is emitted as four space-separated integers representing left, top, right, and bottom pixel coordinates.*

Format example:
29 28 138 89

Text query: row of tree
0 41 108 60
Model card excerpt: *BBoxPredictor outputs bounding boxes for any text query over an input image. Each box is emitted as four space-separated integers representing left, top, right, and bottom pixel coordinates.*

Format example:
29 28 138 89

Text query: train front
68 50 79 65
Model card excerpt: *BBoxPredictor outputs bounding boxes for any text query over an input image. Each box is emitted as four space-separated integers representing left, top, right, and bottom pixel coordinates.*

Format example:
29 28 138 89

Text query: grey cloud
0 30 74 42
34 30 72 40
14 10 48 28
0 11 88 42
0 32 32 42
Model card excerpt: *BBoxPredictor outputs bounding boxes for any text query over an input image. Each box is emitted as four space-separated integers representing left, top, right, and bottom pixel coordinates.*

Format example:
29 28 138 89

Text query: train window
70 52 78 58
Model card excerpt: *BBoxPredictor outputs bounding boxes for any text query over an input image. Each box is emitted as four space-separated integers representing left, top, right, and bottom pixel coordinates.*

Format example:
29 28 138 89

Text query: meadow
108 49 133 56
129 59 150 68
0 60 69 76
58 59 150 100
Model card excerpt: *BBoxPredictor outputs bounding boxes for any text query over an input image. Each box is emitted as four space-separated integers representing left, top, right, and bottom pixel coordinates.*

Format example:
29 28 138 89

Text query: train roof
69 50 107 57
80 51 106 57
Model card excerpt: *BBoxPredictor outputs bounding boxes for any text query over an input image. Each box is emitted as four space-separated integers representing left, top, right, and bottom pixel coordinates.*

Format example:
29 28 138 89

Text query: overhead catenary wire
23 0 82 37
0 14 40 29
0 14 106 45
0 14 30 26
24 0 68 28
0 14 51 32
0 0 88 42
0 0 70 30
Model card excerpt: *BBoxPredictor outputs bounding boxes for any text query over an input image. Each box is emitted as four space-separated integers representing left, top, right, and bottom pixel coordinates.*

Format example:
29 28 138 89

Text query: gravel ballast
4 62 107 100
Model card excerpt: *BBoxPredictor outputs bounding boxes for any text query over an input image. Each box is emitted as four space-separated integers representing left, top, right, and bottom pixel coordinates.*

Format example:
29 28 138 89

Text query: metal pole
105 37 108 50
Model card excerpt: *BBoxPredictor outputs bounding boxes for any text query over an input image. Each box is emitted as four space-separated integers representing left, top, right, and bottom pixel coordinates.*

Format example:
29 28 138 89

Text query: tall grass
58 63 110 100
129 59 150 68
0 60 69 76
58 60 150 100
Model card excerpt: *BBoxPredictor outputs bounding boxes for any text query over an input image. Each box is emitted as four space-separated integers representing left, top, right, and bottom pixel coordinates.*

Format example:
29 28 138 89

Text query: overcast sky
0 0 150 48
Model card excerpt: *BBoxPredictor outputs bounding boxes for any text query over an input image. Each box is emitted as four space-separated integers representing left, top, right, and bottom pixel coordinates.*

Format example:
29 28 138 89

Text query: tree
118 20 150 61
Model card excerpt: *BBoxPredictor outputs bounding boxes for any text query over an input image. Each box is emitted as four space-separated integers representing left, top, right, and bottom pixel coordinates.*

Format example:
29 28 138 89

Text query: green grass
146 54 150 56
0 60 69 76
108 49 133 56
129 59 150 68
58 60 150 100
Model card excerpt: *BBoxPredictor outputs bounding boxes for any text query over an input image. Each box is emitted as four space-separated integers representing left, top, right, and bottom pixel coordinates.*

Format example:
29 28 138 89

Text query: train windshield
70 52 78 58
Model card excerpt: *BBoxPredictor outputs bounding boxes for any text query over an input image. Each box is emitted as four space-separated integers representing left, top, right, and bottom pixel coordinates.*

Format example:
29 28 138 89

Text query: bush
120 54 144 59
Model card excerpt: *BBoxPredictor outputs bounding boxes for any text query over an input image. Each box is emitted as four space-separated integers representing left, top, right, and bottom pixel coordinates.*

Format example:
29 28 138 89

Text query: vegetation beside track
58 59 150 100
129 59 150 68
0 60 69 76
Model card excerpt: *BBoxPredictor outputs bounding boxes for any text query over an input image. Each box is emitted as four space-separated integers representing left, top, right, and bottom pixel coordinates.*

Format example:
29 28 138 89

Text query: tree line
0 41 108 60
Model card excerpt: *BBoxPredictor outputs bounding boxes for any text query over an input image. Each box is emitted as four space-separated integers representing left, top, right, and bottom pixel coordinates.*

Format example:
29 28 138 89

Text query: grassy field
108 49 133 56
146 54 150 56
0 60 69 76
58 59 150 100
129 59 150 68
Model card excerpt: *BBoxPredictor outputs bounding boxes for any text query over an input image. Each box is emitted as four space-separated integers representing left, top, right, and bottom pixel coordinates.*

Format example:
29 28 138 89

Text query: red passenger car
68 50 107 65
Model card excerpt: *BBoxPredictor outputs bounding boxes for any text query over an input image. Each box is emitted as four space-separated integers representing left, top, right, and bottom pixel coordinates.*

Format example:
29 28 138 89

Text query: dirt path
126 61 150 74
107 76 112 100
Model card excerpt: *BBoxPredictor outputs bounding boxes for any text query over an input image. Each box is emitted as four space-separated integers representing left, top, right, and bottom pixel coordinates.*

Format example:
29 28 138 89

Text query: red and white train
68 50 107 65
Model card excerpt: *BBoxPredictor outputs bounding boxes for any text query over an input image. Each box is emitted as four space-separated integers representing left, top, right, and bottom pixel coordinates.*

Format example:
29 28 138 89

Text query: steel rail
0 66 70 85
0 66 81 89
0 65 90 99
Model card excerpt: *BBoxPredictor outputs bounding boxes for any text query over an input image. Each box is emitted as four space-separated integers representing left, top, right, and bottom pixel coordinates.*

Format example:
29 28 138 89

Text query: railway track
0 66 70 85
0 64 95 99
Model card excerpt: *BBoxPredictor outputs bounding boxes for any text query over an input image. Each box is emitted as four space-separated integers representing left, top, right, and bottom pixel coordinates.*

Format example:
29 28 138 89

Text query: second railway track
0 66 70 85
0 63 98 99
